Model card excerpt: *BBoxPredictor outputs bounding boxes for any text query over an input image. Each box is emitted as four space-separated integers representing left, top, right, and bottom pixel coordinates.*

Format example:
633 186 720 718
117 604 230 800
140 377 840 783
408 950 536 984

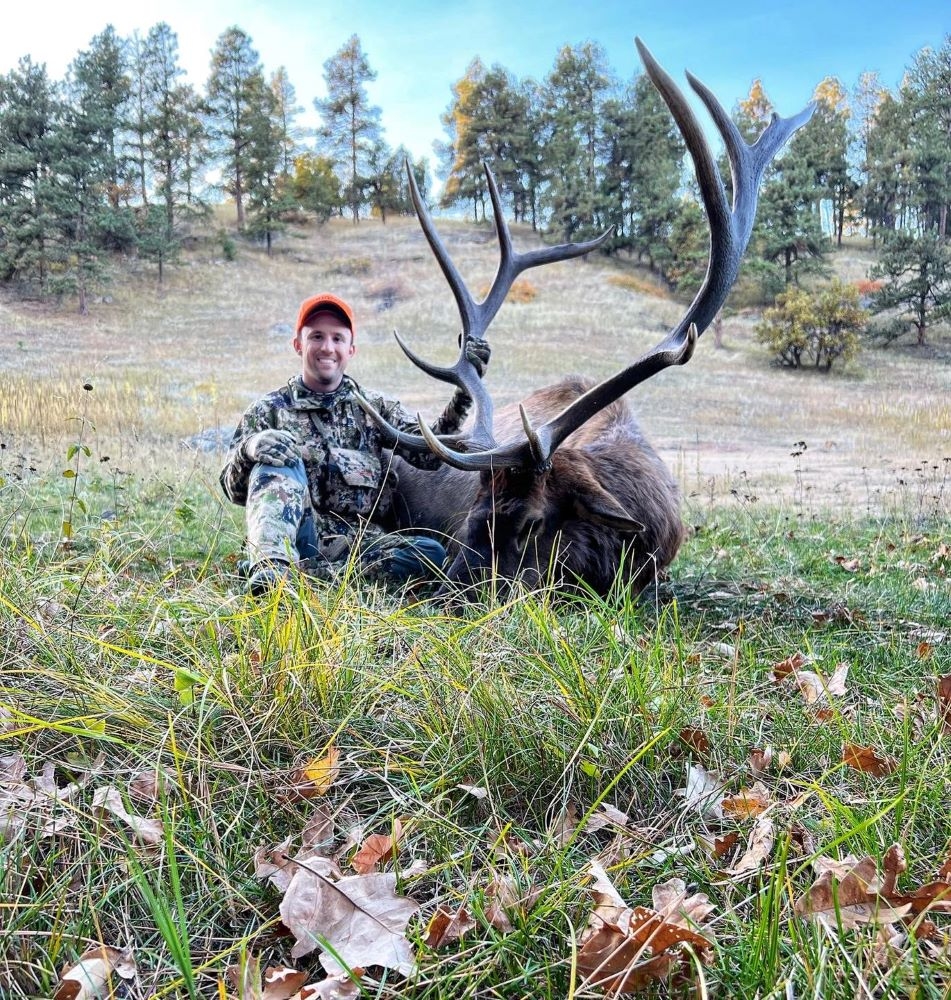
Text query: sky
1 0 948 168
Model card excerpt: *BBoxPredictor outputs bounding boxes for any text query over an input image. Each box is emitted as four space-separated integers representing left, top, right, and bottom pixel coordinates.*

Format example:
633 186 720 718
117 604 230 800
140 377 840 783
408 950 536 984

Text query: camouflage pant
245 461 446 584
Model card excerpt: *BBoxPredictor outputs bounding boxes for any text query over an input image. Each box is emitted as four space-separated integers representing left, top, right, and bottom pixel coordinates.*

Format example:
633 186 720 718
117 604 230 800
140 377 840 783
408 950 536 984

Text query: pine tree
206 26 267 229
0 58 63 293
315 35 383 222
540 42 613 241
870 230 951 344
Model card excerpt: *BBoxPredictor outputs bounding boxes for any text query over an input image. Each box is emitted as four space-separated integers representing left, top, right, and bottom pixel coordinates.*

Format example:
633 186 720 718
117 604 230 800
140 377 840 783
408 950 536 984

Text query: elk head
357 39 815 594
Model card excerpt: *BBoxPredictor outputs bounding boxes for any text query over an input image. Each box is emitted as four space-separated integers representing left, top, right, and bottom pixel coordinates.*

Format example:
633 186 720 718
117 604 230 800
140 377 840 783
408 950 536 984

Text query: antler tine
492 38 815 469
360 158 614 460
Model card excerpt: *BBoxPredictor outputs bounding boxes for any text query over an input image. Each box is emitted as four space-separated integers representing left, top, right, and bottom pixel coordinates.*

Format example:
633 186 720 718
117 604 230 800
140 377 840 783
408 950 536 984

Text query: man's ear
292 334 302 355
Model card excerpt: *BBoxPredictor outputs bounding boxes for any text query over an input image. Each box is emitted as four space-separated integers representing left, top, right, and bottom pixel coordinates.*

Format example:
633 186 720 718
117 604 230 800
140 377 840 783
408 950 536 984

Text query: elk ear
573 484 644 534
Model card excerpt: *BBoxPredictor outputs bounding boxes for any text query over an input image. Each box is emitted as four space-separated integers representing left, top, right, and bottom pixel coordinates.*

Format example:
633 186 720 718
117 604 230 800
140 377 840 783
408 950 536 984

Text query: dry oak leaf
92 786 164 845
423 904 478 949
696 831 740 861
677 728 710 755
771 651 814 681
582 802 631 835
938 674 951 734
54 946 136 1000
842 743 897 777
279 866 419 973
727 816 775 876
225 958 308 1000
720 782 772 819
796 848 912 932
351 819 404 874
578 868 715 994
675 764 726 821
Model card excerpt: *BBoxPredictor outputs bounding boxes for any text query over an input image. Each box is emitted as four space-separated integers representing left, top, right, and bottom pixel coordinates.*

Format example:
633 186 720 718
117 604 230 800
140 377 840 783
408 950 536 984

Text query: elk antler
353 161 613 450
414 37 816 473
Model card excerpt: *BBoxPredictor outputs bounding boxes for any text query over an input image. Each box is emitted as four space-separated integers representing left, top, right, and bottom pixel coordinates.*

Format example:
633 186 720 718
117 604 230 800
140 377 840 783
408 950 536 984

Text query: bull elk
361 39 814 596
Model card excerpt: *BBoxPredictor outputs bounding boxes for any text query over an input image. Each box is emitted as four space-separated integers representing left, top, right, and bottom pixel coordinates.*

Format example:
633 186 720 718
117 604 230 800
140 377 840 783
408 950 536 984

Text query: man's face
293 310 355 392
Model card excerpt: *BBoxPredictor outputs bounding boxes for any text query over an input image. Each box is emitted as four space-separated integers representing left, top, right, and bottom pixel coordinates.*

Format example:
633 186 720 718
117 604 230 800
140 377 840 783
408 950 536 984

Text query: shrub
755 279 867 371
477 278 537 304
606 273 669 298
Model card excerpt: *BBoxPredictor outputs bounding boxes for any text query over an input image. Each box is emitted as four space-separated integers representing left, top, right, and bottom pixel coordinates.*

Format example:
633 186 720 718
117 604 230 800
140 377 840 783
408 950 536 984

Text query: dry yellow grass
0 216 948 511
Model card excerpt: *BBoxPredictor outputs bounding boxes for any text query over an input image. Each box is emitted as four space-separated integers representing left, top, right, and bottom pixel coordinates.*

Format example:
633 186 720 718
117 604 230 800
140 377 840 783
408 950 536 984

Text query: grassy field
1 216 950 999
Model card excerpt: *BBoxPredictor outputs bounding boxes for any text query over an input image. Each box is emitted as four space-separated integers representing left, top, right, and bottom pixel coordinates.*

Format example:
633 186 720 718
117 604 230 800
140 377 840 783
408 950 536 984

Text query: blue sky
2 0 948 167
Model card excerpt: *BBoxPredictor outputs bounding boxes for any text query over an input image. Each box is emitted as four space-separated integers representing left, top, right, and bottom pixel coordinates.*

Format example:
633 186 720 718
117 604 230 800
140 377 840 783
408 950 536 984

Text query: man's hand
464 337 491 378
243 429 300 466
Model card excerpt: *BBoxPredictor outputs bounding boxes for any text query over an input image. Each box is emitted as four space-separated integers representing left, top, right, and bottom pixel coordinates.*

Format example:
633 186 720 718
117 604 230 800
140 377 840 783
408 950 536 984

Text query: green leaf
62 469 77 478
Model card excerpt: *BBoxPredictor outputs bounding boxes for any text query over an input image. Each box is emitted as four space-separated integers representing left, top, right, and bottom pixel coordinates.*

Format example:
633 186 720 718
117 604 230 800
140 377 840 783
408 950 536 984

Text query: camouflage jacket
220 375 470 535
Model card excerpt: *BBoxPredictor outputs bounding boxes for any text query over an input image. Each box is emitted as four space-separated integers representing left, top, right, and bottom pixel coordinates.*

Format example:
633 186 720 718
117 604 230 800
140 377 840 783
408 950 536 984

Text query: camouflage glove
464 337 491 378
242 429 300 466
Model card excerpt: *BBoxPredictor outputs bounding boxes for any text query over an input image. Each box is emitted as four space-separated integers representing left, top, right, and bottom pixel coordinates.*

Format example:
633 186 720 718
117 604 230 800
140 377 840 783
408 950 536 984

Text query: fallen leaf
842 743 897 777
696 831 740 860
456 783 488 800
938 675 951 734
832 554 861 572
279 867 419 973
796 847 913 934
677 728 709 755
728 816 775 876
720 782 772 819
547 802 579 846
92 786 164 845
351 820 404 874
285 747 340 799
771 650 813 681
423 905 478 949
578 869 715 993
674 764 725 820
583 803 630 834
54 946 136 1000
483 872 542 931
748 747 773 775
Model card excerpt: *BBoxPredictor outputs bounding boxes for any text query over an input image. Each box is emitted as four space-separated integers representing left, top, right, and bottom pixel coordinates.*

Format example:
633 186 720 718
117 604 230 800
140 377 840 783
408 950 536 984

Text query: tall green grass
1 467 949 998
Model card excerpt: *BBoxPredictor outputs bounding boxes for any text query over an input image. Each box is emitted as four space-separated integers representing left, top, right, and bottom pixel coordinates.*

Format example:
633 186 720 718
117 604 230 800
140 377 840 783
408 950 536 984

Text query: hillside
0 216 948 513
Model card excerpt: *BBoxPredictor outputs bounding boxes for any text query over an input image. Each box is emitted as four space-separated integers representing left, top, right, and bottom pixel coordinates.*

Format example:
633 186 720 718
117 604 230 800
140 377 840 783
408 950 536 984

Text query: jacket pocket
327 447 382 516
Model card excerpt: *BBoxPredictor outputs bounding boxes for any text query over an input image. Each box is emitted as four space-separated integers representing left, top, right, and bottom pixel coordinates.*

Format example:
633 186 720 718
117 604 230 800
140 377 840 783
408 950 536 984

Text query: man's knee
365 535 447 583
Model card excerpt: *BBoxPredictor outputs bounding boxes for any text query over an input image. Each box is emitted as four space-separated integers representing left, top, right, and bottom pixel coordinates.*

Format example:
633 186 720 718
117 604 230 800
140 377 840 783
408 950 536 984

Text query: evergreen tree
270 66 302 179
864 90 914 236
0 58 63 293
141 23 197 247
600 73 684 274
69 27 129 211
315 35 383 222
245 76 295 255
851 71 888 239
540 42 613 241
206 26 267 229
870 230 951 344
905 35 951 238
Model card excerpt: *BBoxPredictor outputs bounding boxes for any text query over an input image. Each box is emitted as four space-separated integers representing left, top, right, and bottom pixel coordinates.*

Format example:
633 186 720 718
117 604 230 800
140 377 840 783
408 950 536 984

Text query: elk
363 39 814 596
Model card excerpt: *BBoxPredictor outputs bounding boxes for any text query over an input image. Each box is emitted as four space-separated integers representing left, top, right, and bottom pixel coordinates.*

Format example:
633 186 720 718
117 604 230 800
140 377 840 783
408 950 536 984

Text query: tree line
1 22 949 335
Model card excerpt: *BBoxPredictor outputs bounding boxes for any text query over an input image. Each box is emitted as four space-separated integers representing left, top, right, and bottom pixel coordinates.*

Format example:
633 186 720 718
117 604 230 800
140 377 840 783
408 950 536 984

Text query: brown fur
388 376 685 596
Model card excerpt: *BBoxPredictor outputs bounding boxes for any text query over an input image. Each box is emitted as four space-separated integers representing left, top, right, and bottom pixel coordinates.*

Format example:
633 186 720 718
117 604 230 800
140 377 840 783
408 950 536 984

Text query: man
220 292 488 594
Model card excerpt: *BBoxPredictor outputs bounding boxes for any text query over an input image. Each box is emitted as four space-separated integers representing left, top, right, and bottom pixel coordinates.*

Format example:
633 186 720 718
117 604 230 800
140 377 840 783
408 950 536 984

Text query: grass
1 463 949 997
1 216 950 997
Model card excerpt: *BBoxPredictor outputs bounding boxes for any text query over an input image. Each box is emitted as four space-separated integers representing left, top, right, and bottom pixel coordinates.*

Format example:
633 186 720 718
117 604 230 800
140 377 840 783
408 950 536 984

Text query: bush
755 279 867 371
477 278 537 304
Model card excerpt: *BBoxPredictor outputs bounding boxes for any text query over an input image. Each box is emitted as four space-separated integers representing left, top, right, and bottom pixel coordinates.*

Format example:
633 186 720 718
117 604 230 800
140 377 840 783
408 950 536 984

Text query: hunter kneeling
220 293 489 595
